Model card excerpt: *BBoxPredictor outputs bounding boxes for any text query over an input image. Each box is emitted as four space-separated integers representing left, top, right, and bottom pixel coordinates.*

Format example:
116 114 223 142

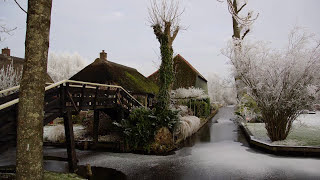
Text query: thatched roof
0 54 54 83
148 54 207 89
70 57 159 95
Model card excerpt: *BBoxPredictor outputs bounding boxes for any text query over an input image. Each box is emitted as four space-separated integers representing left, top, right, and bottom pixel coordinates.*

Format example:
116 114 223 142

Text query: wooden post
144 95 148 107
63 110 77 172
93 110 100 144
79 84 86 110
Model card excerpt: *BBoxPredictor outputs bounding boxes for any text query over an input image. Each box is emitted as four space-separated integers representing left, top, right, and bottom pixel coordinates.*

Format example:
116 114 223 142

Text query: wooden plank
63 110 77 173
66 91 79 113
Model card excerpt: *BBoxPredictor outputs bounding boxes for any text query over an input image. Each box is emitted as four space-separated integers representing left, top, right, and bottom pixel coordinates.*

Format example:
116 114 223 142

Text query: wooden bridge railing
0 80 143 172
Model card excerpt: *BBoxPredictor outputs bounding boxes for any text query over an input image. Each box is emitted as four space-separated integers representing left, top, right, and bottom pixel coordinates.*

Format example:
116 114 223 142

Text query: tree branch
14 0 27 14
241 29 250 39
237 3 246 13
152 24 163 41
171 26 179 42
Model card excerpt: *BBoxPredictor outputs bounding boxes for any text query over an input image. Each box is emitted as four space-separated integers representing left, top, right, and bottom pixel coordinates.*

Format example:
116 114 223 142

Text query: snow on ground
43 124 86 142
295 111 320 127
246 111 320 146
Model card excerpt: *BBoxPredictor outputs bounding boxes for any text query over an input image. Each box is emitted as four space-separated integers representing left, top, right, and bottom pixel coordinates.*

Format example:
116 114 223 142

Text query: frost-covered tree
207 73 237 105
223 28 320 141
218 0 258 99
47 52 87 82
149 0 184 111
0 63 22 92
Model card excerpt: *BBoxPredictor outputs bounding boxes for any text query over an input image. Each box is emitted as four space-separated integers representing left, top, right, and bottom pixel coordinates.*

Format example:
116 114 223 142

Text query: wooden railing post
79 84 86 110
59 84 65 114
93 86 99 109
63 110 77 172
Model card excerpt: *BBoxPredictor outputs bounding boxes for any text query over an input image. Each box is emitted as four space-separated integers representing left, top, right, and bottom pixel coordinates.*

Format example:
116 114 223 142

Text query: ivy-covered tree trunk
153 23 176 112
16 0 52 179
157 37 174 111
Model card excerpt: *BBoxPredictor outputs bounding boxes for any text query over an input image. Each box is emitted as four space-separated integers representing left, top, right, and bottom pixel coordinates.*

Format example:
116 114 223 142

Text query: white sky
1 0 320 79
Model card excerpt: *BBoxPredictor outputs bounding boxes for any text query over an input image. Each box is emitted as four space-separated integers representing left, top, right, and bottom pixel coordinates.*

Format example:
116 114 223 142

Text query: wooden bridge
0 80 143 172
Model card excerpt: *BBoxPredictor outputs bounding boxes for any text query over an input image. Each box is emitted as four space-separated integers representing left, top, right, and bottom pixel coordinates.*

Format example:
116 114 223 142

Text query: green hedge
187 98 211 118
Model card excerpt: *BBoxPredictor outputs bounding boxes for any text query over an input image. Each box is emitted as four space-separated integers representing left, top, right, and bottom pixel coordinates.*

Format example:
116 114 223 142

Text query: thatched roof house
70 50 159 106
0 48 54 83
148 54 208 93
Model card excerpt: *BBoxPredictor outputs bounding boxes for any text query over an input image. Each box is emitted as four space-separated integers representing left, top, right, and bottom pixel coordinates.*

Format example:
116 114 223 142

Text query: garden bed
239 111 320 157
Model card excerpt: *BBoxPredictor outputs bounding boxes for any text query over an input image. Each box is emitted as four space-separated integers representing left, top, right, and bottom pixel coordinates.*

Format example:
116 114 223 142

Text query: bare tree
222 27 320 141
148 0 184 111
16 0 52 179
219 0 258 40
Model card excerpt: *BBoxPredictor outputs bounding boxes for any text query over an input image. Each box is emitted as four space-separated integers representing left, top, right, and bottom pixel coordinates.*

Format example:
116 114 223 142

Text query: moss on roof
70 58 158 95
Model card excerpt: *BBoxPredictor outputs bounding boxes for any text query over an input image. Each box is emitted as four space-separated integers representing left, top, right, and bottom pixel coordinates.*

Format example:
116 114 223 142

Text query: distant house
0 47 54 83
148 54 208 93
70 50 159 106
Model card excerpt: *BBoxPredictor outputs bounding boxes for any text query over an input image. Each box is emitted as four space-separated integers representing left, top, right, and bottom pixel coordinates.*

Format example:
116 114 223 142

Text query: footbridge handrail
0 79 143 111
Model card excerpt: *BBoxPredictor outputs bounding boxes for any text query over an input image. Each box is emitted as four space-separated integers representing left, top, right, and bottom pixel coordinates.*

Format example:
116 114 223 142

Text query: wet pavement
1 106 320 179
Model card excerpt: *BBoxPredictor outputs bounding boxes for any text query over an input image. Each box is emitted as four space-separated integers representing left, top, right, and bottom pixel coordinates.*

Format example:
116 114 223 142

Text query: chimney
2 47 10 56
100 50 107 61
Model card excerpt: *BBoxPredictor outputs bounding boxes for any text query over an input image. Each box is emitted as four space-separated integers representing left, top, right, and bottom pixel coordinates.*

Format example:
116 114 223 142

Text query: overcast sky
1 0 320 79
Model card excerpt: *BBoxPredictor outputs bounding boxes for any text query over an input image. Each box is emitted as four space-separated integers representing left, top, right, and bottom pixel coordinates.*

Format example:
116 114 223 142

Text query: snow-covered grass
43 124 86 142
175 116 201 140
44 125 65 142
246 112 320 146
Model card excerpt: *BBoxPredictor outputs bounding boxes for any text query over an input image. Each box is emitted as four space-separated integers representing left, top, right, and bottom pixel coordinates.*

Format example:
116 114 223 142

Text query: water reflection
77 165 127 180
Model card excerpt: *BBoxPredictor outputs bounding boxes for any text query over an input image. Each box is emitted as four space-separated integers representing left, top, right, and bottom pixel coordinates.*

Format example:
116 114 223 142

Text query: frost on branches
0 62 22 92
207 73 237 105
47 52 87 82
223 27 320 141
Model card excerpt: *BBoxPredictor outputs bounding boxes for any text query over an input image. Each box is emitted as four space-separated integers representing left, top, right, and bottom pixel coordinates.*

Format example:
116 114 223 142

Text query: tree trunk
16 1 52 179
232 0 240 39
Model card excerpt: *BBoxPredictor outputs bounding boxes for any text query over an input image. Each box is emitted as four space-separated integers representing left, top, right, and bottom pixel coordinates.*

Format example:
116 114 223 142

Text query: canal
1 106 320 179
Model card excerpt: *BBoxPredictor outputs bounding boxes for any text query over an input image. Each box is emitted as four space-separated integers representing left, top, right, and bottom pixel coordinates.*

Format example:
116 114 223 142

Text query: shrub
114 107 178 152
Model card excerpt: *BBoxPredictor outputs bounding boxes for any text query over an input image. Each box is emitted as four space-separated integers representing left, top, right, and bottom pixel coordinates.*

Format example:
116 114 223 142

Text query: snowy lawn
245 111 320 146
43 124 121 142
43 124 86 142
